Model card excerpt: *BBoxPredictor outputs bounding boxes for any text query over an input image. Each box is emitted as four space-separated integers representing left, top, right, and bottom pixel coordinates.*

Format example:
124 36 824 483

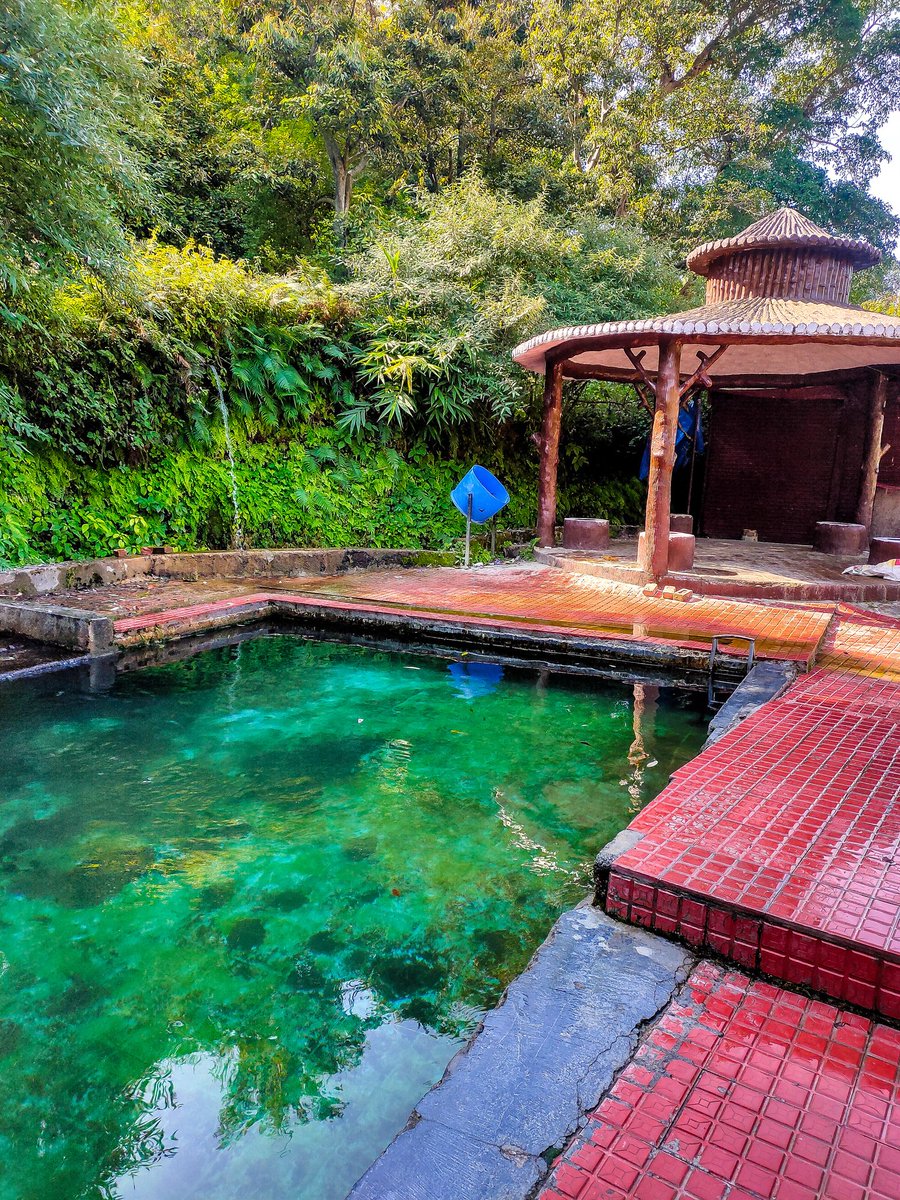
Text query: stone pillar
638 339 682 580
536 359 564 546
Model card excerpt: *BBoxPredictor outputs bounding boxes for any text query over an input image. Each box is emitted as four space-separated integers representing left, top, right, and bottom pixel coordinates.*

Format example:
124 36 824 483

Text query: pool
0 635 707 1200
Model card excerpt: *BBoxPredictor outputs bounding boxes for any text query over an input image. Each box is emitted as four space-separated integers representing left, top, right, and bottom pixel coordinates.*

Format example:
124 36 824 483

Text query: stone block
639 531 695 572
814 521 867 555
562 518 610 551
868 537 900 564
670 513 694 534
11 565 63 596
668 532 696 571
349 906 690 1200
0 601 113 654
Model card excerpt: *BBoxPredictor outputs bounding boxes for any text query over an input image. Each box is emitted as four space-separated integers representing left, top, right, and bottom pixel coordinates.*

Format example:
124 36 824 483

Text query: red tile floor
604 649 900 1019
540 962 900 1200
108 565 834 665
552 592 900 1200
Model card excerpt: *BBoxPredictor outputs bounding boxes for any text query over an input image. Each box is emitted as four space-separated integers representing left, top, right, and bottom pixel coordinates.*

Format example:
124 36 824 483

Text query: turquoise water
0 636 706 1200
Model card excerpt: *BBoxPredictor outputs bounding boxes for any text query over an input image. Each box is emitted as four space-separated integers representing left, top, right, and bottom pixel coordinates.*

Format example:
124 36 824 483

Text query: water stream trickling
211 365 245 550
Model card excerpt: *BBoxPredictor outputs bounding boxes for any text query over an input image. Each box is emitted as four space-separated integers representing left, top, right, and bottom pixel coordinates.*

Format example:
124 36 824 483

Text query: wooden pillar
639 338 682 580
536 358 564 546
856 372 887 531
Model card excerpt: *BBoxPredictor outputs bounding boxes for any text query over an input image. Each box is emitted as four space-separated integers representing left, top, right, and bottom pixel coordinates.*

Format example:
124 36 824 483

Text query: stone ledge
703 659 797 748
0 547 456 597
147 547 455 580
0 556 151 598
0 601 114 654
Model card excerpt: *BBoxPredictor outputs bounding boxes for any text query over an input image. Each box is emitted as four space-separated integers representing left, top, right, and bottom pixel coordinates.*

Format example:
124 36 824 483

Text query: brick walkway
104 565 834 665
541 962 900 1200
545 588 900 1200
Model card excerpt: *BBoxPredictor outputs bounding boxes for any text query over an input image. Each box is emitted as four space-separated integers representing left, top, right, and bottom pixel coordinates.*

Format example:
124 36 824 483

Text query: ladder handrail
708 634 756 708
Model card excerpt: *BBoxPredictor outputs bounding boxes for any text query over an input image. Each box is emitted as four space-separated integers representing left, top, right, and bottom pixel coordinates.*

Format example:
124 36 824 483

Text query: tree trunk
322 132 355 236
536 359 564 546
333 158 353 214
639 339 682 581
856 372 887 530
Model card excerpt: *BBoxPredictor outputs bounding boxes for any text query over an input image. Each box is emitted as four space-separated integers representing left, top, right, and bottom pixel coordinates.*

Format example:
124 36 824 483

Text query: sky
872 112 900 228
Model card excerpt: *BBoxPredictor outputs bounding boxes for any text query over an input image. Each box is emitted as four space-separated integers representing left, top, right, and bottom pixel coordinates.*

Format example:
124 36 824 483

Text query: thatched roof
686 208 880 275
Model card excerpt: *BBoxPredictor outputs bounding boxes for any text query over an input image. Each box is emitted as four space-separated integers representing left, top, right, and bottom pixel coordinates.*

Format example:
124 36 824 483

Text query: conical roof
512 208 895 383
686 207 880 274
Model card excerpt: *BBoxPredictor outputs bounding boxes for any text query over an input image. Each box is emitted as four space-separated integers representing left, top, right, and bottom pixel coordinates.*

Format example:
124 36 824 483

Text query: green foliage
0 176 671 476
0 0 151 296
1 0 895 568
0 404 647 568
339 174 681 431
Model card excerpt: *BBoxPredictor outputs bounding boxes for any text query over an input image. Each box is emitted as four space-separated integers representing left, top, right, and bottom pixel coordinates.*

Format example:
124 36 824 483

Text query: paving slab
540 961 900 1200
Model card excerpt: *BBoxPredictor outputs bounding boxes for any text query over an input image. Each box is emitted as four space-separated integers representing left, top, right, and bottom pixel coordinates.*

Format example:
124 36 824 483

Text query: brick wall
879 393 900 487
701 389 867 543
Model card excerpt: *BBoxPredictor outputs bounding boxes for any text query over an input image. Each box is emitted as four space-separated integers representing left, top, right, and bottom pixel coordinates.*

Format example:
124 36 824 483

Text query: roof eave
512 321 900 376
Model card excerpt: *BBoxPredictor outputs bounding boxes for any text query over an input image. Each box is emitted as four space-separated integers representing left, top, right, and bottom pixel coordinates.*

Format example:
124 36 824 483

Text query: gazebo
512 208 900 581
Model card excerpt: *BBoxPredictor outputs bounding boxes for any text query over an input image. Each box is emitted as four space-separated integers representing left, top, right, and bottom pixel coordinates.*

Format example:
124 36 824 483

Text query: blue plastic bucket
450 465 509 524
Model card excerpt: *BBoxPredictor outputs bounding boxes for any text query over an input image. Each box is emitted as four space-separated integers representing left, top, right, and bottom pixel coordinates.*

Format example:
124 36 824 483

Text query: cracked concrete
348 903 693 1200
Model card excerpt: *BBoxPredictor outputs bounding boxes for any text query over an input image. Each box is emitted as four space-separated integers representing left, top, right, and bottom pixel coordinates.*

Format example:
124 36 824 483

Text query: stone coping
0 600 113 654
0 547 455 598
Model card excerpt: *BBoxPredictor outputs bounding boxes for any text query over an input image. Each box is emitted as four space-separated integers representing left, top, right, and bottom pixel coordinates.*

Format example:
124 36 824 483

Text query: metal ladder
708 634 756 708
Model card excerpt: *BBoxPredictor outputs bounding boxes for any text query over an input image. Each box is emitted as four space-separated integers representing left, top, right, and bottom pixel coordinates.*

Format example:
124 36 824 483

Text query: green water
0 636 706 1200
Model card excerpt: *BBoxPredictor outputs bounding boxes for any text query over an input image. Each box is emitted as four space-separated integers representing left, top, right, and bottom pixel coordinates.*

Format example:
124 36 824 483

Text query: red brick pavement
540 962 900 1200
111 565 833 664
605 664 900 1017
539 585 900 1200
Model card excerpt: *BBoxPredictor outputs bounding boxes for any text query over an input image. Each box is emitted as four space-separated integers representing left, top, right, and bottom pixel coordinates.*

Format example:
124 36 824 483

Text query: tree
120 0 333 266
0 0 150 298
243 1 398 234
527 0 900 237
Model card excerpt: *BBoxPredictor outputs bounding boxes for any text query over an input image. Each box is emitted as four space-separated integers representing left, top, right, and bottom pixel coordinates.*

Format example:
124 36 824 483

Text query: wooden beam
679 345 728 399
536 359 564 546
556 361 900 390
856 371 888 530
623 347 654 390
639 339 682 581
622 348 657 413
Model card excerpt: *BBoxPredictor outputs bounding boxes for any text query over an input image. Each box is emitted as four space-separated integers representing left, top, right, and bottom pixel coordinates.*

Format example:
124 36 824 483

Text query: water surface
0 636 706 1200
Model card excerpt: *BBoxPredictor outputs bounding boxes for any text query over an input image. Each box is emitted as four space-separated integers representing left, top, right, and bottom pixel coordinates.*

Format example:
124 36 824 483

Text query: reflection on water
122 1021 451 1200
447 660 504 699
0 637 707 1200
